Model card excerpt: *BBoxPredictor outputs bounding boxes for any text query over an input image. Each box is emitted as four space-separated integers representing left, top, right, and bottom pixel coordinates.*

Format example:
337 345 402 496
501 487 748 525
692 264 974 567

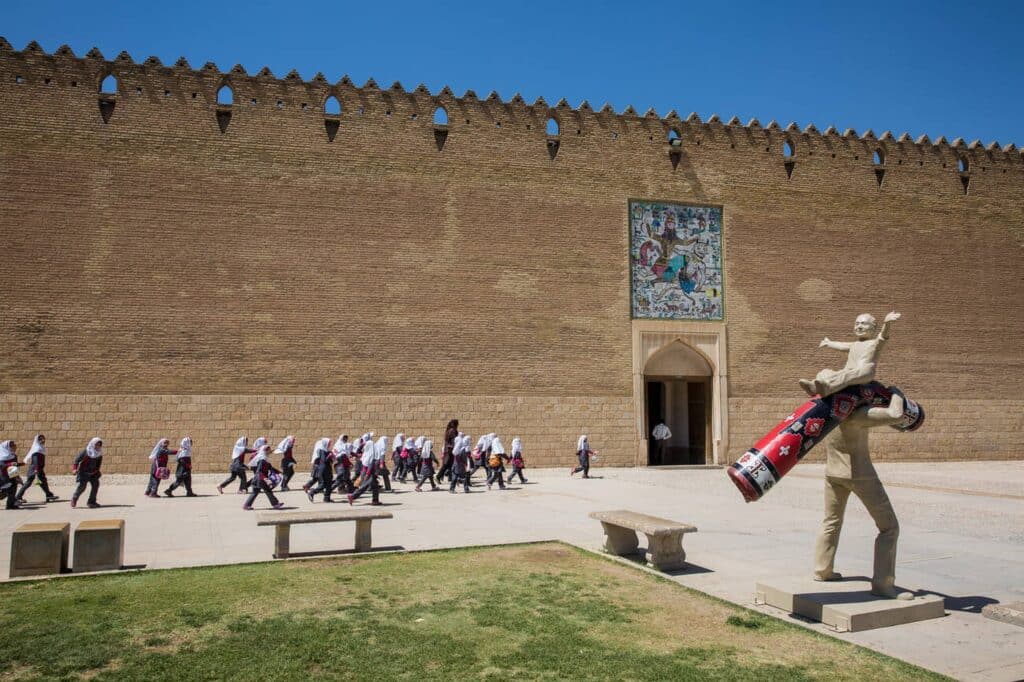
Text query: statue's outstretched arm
879 311 901 341
819 337 853 351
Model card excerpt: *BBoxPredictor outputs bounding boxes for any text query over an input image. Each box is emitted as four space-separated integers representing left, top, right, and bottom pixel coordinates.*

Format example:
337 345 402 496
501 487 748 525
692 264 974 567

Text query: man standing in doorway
651 421 672 465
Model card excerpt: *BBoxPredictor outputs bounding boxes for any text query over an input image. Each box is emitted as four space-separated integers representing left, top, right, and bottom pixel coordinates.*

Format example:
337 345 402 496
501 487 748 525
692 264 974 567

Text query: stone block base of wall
728 397 1024 462
0 394 637 474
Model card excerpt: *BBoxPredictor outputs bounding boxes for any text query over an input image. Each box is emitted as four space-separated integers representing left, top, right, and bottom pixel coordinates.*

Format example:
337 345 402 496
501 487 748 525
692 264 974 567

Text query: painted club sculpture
727 312 923 503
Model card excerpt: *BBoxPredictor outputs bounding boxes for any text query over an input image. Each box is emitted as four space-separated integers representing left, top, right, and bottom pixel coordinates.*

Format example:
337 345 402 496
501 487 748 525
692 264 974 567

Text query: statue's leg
853 477 900 595
815 365 876 398
814 477 851 580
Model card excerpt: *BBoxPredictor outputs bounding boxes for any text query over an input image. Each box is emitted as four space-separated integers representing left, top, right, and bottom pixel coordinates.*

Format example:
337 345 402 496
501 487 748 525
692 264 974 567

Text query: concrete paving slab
1 461 1022 680
756 577 945 632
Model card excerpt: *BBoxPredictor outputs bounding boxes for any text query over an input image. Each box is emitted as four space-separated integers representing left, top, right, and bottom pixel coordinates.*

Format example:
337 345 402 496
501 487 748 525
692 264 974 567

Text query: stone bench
589 509 697 571
256 509 393 559
10 522 70 577
73 519 125 573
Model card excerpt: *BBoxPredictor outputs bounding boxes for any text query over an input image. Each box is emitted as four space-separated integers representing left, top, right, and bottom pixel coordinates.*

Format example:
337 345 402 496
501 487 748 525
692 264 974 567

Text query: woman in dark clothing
439 419 459 483
71 437 104 508
16 434 58 503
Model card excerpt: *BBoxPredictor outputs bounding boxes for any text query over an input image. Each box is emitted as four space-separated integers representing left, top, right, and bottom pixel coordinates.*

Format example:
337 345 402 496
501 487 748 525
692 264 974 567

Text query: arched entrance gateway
632 323 728 467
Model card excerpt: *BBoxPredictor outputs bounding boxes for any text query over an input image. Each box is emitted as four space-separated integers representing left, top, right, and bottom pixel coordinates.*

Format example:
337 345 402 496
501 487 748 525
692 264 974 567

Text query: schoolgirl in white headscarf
0 440 20 509
275 435 297 490
70 438 104 508
348 436 388 505
306 438 335 503
571 435 594 478
145 438 176 497
330 435 355 495
15 434 57 503
485 436 509 489
508 437 527 484
219 436 255 494
414 439 439 491
243 445 284 511
165 436 196 497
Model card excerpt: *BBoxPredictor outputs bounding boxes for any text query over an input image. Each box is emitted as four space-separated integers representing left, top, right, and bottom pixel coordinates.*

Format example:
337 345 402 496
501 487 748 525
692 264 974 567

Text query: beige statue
800 311 901 398
813 390 912 600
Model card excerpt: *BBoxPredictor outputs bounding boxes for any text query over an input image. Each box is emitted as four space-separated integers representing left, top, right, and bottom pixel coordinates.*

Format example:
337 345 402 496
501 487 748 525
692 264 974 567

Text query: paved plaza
2 461 1022 681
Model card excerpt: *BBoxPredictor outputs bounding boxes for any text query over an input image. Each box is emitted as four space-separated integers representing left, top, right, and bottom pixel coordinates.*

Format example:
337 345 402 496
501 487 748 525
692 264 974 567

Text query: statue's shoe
812 571 843 582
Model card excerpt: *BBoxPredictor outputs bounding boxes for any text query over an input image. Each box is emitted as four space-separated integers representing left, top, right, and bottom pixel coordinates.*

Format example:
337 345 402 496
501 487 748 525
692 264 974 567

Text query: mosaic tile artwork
629 201 724 320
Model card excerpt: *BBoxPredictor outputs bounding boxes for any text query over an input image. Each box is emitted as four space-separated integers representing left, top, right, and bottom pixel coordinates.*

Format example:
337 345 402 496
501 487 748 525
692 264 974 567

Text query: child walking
570 435 596 478
414 439 439 491
243 445 285 510
275 436 297 490
331 434 354 495
306 437 335 503
145 438 177 497
0 440 21 509
165 436 196 497
71 437 104 508
507 437 528 484
218 436 255 494
449 434 471 494
347 436 386 506
16 434 58 503
486 436 509 490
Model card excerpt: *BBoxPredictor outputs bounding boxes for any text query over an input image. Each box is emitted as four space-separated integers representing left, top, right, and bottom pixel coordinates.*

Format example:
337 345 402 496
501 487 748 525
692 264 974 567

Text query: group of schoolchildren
1 423 606 512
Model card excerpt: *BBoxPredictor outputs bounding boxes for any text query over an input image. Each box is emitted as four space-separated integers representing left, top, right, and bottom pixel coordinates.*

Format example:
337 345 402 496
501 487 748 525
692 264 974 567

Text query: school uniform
349 437 386 505
330 437 354 495
145 439 176 497
219 437 255 493
16 435 57 502
486 437 509 489
243 448 284 510
71 438 104 508
165 436 196 496
414 440 439 491
571 435 592 478
0 441 20 509
276 436 296 490
306 438 335 502
449 437 471 493
507 438 527 484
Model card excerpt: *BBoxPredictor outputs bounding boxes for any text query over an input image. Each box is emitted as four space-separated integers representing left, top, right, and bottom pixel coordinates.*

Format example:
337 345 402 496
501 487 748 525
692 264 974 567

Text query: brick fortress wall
1 39 1021 473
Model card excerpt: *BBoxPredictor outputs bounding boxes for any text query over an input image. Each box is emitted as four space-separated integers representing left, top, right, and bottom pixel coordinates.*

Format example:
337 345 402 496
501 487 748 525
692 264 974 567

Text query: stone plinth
756 577 945 632
73 519 125 573
10 522 70 577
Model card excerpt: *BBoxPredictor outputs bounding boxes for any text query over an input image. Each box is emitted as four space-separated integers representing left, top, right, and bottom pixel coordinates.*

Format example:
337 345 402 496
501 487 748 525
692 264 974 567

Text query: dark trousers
379 465 392 491
331 468 353 494
416 463 437 489
437 455 453 482
572 452 590 477
351 469 380 503
486 468 506 488
281 461 295 489
220 462 249 492
73 477 100 505
17 470 54 500
1 477 18 508
145 463 163 496
166 470 193 495
449 472 470 493
245 477 280 508
309 468 333 501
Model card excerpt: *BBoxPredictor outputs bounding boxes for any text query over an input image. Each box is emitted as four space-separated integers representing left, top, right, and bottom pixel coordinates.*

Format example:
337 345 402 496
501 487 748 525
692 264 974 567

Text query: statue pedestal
755 577 945 632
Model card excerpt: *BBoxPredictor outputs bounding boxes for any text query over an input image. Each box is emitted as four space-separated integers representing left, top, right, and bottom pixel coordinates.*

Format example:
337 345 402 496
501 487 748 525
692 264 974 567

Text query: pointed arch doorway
632 322 728 466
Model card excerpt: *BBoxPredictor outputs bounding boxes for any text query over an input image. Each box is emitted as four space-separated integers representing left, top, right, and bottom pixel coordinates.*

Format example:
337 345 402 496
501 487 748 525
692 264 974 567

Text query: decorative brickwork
0 40 1021 471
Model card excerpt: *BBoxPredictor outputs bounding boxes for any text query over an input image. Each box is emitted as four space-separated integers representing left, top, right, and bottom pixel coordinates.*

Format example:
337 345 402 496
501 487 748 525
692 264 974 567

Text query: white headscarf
24 435 45 463
393 433 404 451
333 434 350 455
149 438 170 460
249 444 271 470
490 436 506 455
178 436 193 460
311 437 331 463
86 437 103 459
0 440 15 463
577 435 589 452
456 434 470 455
422 439 434 457
403 437 415 451
360 442 375 468
475 434 489 450
253 437 268 451
511 437 522 455
274 436 294 454
232 436 248 459
374 436 389 461
414 435 426 450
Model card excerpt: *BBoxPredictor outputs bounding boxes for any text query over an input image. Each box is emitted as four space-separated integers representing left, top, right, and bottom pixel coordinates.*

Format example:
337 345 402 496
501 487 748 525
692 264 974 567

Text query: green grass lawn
0 543 946 681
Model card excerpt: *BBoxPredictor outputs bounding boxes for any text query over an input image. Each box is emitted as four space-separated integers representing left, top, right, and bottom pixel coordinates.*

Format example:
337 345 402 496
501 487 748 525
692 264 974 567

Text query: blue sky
5 0 1023 145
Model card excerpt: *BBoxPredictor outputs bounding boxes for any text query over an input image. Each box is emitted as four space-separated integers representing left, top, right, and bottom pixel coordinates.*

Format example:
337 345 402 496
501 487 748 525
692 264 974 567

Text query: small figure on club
799 312 901 398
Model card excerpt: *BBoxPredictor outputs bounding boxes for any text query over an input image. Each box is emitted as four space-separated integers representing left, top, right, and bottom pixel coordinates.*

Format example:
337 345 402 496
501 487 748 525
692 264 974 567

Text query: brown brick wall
0 41 1022 470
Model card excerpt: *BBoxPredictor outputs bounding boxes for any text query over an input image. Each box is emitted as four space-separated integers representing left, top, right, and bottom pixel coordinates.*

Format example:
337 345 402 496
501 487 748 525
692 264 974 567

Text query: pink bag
155 467 171 480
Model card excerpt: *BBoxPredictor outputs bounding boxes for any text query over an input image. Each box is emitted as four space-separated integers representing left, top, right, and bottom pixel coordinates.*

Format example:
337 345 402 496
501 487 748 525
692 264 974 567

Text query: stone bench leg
645 531 686 571
600 522 640 556
354 519 372 552
274 524 291 559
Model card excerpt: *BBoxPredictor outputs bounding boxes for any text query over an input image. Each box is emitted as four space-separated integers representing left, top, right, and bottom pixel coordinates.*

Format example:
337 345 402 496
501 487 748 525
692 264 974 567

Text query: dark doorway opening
646 377 710 465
